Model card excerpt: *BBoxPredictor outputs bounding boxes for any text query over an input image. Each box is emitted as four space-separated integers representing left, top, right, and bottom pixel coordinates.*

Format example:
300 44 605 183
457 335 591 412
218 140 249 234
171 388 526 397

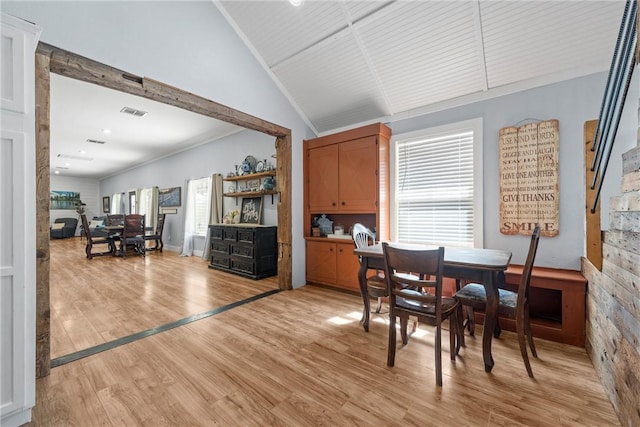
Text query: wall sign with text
499 119 559 237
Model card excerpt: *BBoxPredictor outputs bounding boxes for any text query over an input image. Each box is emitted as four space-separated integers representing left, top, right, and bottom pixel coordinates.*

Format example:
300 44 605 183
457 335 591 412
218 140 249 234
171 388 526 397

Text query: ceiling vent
57 154 94 161
120 106 148 117
86 139 106 145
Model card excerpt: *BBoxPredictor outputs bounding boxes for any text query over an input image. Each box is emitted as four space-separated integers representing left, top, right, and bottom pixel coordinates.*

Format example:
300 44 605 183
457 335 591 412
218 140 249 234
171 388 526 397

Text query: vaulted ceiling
217 0 624 134
50 1 625 178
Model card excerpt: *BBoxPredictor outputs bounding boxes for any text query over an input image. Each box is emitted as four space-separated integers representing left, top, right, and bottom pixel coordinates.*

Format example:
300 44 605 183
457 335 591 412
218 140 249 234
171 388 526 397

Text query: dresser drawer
237 229 255 243
223 228 237 241
231 258 255 275
210 254 230 269
210 226 224 240
231 244 254 259
211 241 229 254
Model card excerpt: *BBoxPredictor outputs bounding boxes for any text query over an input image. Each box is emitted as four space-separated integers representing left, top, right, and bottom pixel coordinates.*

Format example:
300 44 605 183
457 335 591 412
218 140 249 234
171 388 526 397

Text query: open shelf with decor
223 170 278 201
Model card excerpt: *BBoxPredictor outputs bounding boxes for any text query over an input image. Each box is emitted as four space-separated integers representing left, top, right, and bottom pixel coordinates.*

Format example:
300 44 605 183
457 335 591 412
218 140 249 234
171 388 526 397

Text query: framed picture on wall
159 187 181 207
102 196 110 213
240 197 262 224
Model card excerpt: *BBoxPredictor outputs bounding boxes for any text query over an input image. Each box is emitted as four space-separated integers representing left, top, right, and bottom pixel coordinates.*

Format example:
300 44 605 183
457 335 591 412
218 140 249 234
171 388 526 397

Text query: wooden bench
473 265 587 347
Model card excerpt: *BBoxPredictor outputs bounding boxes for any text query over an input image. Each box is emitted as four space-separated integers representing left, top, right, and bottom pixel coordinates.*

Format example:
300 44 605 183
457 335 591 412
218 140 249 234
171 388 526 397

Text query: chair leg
517 315 534 378
387 312 397 367
375 297 383 314
493 320 502 338
435 324 442 387
456 304 465 349
449 312 457 360
466 306 475 336
525 307 537 358
400 315 409 345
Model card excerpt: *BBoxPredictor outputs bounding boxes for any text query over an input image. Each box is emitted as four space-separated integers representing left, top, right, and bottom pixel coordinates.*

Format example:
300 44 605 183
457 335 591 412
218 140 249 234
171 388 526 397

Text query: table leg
358 260 370 332
482 270 498 372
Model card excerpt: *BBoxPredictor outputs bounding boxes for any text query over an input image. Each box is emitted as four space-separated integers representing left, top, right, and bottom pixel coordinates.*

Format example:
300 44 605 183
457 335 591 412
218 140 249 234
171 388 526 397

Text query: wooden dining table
354 243 512 373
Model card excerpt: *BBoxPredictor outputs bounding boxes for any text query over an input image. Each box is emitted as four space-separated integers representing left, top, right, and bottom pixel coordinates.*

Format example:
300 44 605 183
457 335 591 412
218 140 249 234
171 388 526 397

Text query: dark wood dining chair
106 214 124 226
144 213 165 252
454 225 541 377
79 214 116 259
121 214 146 257
382 243 460 387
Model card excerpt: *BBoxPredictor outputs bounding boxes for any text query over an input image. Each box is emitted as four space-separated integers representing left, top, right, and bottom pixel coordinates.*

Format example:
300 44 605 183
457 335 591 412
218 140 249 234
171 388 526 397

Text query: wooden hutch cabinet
303 123 390 292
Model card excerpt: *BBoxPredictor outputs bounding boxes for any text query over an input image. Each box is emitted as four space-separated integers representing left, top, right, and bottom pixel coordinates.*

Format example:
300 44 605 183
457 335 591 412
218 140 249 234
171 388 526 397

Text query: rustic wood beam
275 134 292 290
35 50 51 378
585 120 602 270
36 42 290 138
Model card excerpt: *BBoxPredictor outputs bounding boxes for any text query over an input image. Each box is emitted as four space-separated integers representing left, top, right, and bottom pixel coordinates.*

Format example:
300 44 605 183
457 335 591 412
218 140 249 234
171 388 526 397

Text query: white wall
99 129 280 253
3 1 312 287
49 175 100 234
390 71 638 270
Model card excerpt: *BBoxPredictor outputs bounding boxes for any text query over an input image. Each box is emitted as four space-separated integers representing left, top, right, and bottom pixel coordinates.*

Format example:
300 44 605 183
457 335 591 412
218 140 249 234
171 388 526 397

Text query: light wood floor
50 237 278 359
34 237 620 426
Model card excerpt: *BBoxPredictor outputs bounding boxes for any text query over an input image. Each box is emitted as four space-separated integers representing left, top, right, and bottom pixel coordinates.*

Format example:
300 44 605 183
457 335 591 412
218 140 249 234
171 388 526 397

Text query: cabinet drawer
210 254 230 268
231 258 255 275
211 242 229 254
210 227 224 240
231 244 254 259
237 229 255 243
223 229 237 241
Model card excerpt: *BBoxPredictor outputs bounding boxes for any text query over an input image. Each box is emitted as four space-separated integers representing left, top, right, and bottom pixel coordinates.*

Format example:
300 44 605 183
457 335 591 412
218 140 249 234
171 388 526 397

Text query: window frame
191 177 211 236
390 118 484 248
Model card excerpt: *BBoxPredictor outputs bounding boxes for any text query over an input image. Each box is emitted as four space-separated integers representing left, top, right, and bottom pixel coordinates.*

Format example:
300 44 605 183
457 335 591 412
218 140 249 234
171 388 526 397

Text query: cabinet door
307 144 339 212
305 241 337 284
338 136 378 212
336 242 361 291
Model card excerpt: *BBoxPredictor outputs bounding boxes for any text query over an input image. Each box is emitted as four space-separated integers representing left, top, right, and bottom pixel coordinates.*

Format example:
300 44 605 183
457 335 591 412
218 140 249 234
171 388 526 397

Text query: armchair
50 217 78 239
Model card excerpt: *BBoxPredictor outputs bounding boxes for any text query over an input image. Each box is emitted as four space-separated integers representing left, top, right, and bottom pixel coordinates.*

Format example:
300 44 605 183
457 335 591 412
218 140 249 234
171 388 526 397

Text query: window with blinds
192 177 210 235
392 119 482 248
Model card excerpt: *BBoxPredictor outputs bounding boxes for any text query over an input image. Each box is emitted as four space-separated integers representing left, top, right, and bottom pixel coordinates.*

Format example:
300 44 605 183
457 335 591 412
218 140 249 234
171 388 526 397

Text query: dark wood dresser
208 224 277 279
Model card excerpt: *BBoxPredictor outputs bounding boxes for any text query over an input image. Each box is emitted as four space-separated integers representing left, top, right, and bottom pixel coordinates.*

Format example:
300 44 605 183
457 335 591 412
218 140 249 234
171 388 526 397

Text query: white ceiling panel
482 1 623 87
274 31 388 131
358 1 485 113
218 0 347 67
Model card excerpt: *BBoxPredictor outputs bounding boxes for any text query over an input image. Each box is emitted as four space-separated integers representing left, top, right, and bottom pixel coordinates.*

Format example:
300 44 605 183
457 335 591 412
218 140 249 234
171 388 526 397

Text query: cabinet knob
330 247 334 252
341 201 345 206
332 202 336 206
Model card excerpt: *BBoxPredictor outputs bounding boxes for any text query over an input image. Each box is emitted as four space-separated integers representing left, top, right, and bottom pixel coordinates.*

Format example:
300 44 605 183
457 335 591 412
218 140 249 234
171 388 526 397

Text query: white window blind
394 122 480 248
192 177 210 235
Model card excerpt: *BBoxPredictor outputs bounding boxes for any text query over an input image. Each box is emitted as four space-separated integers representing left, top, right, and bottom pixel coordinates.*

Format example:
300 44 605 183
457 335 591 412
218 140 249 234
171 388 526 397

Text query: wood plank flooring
50 237 278 359
35 237 620 426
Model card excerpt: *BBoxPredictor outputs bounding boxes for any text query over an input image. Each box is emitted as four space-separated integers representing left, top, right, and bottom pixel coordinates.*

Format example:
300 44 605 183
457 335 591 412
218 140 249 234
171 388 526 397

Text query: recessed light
289 0 303 6
65 162 71 167
101 128 111 134
54 170 60 174
78 150 87 154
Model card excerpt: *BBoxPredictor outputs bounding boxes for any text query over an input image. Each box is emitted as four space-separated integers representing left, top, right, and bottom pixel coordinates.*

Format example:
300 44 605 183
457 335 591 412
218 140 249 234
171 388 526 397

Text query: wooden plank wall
582 138 640 425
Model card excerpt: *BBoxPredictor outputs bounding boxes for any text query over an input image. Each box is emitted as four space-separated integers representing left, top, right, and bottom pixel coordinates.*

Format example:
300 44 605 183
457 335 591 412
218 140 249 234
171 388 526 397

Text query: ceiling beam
37 42 290 138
